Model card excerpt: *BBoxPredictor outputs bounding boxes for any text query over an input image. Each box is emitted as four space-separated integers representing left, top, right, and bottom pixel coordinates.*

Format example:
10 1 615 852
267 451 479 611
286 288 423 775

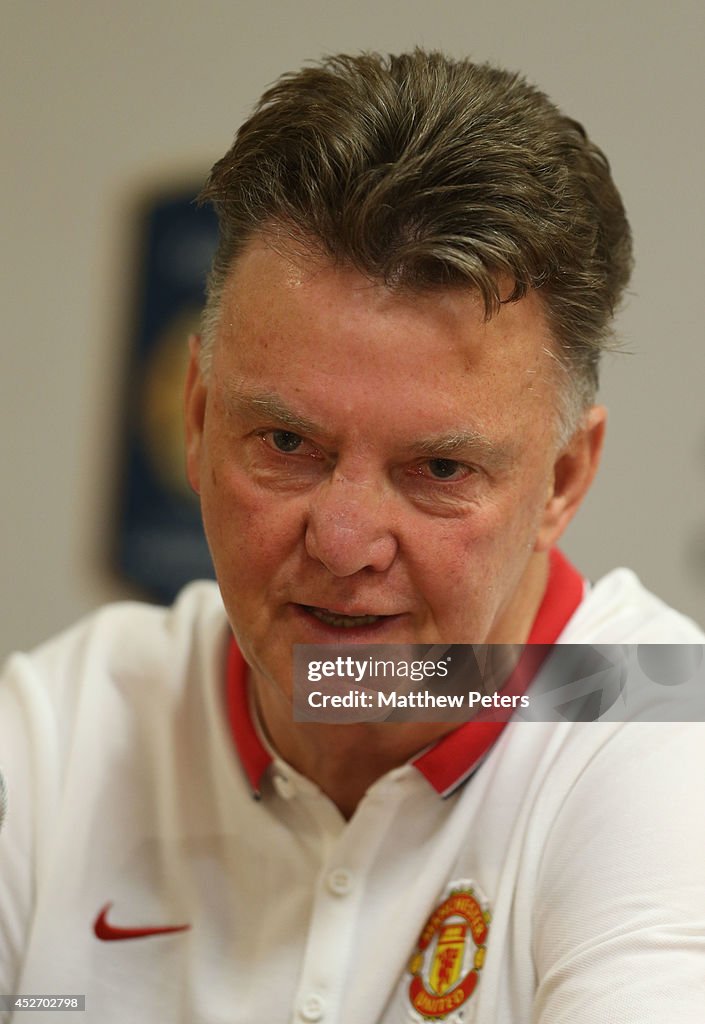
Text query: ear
184 334 208 496
534 405 606 552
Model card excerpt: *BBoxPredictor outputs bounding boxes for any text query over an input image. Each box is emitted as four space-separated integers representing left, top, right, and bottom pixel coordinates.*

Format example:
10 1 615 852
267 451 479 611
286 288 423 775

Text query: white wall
2 0 704 657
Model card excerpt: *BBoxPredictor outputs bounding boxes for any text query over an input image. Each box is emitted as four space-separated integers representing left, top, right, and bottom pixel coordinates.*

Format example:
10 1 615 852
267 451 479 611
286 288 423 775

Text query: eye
424 458 470 480
270 430 304 453
261 430 325 463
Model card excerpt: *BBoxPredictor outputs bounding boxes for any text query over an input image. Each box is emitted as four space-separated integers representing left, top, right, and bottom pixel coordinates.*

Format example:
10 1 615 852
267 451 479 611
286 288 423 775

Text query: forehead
211 236 562 441
217 235 554 347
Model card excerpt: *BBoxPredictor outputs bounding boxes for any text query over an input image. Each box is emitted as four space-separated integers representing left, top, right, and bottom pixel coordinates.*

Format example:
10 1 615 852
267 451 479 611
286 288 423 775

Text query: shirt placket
285 770 410 1024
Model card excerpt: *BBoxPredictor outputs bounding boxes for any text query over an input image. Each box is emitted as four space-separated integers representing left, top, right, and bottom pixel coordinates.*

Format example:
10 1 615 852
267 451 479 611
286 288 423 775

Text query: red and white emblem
406 882 490 1021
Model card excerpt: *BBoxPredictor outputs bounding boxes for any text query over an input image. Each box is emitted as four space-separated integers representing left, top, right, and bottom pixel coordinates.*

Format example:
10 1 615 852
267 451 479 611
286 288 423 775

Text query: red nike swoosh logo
94 902 191 941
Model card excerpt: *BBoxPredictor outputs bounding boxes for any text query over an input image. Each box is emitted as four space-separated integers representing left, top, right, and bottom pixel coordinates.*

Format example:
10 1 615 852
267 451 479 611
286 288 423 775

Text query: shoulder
559 567 705 643
0 581 229 717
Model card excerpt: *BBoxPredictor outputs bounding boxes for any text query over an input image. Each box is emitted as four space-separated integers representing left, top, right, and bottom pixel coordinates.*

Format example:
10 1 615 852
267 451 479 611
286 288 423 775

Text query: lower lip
290 604 406 641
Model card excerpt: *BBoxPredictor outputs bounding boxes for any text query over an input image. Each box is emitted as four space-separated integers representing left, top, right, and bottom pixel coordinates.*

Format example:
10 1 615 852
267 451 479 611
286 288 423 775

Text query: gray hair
198 50 633 439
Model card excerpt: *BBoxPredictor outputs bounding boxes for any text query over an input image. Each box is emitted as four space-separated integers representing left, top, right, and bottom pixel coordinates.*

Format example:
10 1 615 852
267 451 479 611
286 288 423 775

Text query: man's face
186 237 598 700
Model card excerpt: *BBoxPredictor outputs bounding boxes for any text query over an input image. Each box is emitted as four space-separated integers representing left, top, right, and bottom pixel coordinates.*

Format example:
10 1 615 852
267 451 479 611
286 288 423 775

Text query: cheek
418 487 544 592
412 518 490 597
201 460 303 573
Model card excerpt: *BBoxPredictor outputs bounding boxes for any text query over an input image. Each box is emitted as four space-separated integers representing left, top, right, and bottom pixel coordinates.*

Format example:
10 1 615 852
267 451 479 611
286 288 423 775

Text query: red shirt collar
225 548 585 797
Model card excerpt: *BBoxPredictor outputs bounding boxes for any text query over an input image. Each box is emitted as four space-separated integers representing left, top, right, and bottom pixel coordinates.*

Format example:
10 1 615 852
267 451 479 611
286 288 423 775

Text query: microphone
0 769 6 834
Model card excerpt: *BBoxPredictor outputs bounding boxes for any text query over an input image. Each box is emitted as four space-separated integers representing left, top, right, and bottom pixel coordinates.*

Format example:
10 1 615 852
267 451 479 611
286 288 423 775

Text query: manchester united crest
406 882 491 1021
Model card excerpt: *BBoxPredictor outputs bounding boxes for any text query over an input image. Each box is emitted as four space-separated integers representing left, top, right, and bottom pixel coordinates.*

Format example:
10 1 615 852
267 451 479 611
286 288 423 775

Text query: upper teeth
308 607 381 628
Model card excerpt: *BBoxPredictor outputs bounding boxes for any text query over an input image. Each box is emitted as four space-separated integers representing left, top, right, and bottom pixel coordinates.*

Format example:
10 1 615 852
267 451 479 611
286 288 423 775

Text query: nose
304 472 398 576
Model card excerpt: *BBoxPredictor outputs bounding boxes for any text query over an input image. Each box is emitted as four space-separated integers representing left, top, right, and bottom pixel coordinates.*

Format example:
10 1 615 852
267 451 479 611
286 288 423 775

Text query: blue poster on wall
115 186 218 602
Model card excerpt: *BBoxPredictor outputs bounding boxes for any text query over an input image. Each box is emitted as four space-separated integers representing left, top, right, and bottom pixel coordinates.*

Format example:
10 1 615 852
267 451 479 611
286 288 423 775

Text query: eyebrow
412 432 517 470
222 381 325 438
222 380 516 469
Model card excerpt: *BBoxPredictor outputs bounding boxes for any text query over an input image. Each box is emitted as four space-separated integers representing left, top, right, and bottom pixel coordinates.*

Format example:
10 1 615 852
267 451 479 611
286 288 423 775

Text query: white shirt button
299 993 325 1021
272 771 296 800
327 868 354 896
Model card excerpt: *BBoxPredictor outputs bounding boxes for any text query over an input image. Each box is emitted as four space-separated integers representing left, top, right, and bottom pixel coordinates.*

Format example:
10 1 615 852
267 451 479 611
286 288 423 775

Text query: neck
255 697 457 819
253 550 550 817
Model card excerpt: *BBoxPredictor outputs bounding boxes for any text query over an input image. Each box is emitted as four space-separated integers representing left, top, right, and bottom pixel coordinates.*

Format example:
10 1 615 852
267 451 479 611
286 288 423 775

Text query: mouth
301 605 386 629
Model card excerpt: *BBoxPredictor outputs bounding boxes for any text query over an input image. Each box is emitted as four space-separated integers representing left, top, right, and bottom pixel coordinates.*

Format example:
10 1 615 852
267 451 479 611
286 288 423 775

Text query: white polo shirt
1 552 704 1023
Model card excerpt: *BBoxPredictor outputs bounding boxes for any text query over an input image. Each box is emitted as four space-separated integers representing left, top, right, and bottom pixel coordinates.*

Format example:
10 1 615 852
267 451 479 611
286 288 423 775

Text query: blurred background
2 0 704 659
